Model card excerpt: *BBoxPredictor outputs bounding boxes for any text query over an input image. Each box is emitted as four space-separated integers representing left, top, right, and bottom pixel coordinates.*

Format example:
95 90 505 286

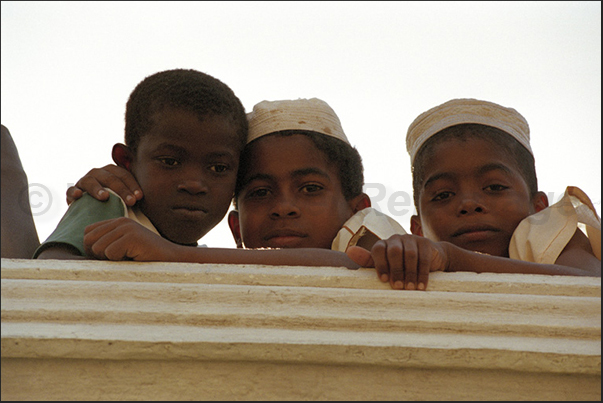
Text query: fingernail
98 189 107 197
380 274 389 282
126 195 135 204
406 282 415 290
134 190 142 198
418 283 425 291
394 281 404 289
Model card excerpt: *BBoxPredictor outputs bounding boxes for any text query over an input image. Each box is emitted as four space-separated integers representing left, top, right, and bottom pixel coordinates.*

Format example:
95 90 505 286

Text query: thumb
346 246 374 267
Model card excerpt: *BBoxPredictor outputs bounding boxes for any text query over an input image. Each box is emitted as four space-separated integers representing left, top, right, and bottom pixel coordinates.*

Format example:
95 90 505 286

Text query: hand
66 165 143 206
347 234 449 291
83 217 177 261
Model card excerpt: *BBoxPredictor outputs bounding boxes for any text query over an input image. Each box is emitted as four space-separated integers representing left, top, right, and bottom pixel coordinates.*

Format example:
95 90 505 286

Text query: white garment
509 186 601 264
331 207 407 252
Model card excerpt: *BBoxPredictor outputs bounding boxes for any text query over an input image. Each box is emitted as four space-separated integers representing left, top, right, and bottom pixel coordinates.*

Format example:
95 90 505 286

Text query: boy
34 68 248 259
228 98 406 252
66 98 405 265
349 98 601 290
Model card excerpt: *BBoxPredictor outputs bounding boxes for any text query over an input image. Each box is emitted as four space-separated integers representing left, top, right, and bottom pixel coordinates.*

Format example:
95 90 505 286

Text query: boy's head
228 98 370 249
406 98 548 257
112 69 247 245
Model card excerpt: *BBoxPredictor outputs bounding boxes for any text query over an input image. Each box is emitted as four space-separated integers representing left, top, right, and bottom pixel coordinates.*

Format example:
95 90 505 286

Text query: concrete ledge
1 258 601 400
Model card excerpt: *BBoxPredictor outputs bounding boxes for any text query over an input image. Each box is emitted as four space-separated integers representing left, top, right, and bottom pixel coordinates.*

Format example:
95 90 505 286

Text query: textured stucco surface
1 258 601 400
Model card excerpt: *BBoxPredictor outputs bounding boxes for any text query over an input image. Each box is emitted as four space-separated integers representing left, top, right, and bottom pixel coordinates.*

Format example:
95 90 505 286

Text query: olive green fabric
33 192 126 258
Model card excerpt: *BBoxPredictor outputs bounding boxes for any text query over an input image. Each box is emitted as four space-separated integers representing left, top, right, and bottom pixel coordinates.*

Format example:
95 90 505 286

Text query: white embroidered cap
406 98 532 164
247 98 350 144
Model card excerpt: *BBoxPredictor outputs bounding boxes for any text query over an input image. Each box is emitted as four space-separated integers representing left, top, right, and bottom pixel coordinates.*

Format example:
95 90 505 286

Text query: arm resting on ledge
83 217 360 269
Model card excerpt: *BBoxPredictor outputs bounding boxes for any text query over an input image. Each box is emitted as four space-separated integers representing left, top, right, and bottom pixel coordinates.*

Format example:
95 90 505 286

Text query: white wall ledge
1 258 600 400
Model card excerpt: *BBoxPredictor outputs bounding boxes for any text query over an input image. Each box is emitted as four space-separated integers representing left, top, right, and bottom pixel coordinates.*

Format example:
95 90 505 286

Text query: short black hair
412 123 538 212
233 130 364 208
125 68 247 152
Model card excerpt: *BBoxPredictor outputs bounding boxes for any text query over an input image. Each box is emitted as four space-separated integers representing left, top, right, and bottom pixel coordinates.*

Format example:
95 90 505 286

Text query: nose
457 192 487 215
177 172 209 195
270 193 300 218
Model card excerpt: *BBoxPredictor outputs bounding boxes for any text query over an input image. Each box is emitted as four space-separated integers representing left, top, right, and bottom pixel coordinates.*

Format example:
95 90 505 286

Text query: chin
469 246 508 258
159 229 203 247
171 237 201 247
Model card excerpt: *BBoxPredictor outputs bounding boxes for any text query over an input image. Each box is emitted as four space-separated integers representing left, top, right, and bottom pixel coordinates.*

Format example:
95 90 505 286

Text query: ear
227 210 244 248
111 143 134 171
531 191 549 213
348 192 371 214
410 215 424 236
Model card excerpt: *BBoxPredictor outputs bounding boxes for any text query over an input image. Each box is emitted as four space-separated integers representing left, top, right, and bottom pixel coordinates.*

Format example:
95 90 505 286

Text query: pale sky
1 1 601 248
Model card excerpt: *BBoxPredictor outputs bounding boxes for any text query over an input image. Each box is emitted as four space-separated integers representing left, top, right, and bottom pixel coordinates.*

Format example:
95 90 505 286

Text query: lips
264 229 308 248
172 205 208 217
452 224 499 241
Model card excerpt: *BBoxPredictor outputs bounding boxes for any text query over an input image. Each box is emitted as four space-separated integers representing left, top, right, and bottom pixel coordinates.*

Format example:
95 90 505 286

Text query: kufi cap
247 98 350 144
406 98 532 164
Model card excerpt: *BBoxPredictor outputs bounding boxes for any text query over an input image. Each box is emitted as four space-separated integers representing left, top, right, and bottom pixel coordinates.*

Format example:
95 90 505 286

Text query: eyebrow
423 163 514 189
243 167 331 187
154 143 235 159
243 173 274 185
423 172 455 189
290 167 331 180
477 162 514 176
154 143 187 153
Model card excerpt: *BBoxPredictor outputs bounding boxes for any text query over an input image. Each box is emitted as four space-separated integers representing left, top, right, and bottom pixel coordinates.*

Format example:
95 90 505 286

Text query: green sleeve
33 192 126 258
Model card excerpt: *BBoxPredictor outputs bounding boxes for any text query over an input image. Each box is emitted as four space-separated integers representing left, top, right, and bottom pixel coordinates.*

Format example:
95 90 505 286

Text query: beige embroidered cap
406 98 532 164
247 98 350 145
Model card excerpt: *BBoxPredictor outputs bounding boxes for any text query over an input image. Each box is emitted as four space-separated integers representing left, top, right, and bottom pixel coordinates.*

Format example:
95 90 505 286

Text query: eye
301 183 324 194
484 184 508 192
159 157 179 166
246 187 271 199
210 164 229 173
432 191 453 201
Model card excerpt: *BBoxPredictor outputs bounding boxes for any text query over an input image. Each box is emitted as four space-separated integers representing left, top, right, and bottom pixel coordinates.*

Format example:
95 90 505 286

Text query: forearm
171 245 361 269
36 244 88 260
444 242 597 277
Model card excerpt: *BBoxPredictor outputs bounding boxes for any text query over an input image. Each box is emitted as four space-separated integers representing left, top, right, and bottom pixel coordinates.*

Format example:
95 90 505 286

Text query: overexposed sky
1 1 601 248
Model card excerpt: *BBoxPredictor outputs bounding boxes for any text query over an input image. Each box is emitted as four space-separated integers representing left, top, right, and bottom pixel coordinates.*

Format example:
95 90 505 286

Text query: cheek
238 215 264 248
317 207 353 238
238 206 264 233
419 221 441 242
210 186 236 210
494 198 532 225
418 209 448 241
132 165 170 191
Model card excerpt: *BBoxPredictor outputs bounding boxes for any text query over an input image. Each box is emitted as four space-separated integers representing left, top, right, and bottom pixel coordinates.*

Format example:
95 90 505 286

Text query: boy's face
232 134 358 249
411 137 541 257
126 108 241 245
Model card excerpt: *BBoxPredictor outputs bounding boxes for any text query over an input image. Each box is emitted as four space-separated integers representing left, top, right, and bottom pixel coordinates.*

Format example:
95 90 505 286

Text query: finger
83 218 129 258
66 186 84 205
346 246 374 268
76 165 141 206
102 233 131 261
402 237 418 290
416 241 432 291
371 240 390 283
101 165 144 204
74 171 111 201
83 218 114 237
385 238 405 290
83 221 113 258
